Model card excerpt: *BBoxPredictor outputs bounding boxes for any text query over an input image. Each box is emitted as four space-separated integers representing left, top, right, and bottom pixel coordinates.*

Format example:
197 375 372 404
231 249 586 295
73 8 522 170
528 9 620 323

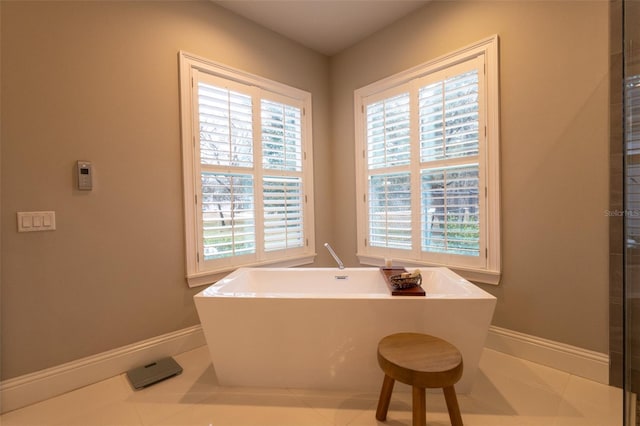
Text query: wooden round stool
375 332 464 426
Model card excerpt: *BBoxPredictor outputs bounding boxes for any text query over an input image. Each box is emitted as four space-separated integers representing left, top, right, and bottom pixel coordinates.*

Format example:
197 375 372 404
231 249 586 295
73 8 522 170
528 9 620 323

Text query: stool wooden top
377 332 463 389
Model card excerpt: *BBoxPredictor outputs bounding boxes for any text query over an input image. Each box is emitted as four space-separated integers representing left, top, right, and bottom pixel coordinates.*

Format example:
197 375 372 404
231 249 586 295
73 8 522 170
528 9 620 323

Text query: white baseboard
486 325 610 384
0 325 205 414
0 324 611 414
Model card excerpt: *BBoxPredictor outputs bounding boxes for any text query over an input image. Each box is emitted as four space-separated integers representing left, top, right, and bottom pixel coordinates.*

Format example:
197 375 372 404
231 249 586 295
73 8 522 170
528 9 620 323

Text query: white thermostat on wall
77 160 92 190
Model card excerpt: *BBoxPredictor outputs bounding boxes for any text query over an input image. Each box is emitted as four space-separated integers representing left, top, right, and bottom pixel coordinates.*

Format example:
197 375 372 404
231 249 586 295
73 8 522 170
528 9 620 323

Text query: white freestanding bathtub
194 267 496 393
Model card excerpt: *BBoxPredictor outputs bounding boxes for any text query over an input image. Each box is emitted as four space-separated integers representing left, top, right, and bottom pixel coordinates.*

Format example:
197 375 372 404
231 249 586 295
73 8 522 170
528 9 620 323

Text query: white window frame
179 51 315 287
354 36 501 284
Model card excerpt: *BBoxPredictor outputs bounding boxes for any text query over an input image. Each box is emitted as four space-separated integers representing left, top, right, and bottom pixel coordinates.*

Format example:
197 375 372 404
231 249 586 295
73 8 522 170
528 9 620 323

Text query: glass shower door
625 0 640 424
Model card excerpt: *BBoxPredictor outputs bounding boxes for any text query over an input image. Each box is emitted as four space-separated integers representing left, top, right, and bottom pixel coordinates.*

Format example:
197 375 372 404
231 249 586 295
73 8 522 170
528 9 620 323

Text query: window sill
357 254 501 285
186 254 317 288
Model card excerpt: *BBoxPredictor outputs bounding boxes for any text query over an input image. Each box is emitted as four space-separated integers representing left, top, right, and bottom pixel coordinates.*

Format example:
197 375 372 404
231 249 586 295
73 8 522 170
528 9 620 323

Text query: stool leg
375 375 395 421
443 386 463 426
412 386 426 426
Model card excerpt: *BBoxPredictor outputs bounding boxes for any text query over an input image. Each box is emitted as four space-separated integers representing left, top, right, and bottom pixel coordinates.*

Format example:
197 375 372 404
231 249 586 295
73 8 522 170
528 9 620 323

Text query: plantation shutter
201 173 255 259
194 74 309 262
365 91 412 249
198 82 253 168
261 98 305 251
263 176 304 251
418 60 481 257
262 100 303 172
421 165 480 256
353 37 499 282
361 57 484 259
197 78 256 261
367 93 411 169
368 173 412 250
180 52 315 285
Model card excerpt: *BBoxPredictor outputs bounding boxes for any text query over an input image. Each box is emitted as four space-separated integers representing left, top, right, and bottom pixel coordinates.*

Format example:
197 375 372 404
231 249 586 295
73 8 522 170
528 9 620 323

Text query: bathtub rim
194 266 496 300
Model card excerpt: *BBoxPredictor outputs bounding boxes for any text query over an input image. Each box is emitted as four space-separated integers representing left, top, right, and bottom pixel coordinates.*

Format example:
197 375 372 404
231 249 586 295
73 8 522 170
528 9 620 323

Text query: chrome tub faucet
324 243 345 270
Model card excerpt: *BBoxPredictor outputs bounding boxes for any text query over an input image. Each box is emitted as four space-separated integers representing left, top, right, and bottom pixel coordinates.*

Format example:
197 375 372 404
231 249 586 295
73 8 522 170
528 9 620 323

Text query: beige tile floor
0 346 623 426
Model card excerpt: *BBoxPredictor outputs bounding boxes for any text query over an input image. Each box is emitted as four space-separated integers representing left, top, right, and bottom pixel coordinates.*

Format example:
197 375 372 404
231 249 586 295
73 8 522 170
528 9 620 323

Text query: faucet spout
324 243 345 270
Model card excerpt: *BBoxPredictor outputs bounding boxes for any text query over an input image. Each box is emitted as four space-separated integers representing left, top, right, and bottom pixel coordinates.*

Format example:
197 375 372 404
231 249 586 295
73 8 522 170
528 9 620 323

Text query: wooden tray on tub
380 267 426 296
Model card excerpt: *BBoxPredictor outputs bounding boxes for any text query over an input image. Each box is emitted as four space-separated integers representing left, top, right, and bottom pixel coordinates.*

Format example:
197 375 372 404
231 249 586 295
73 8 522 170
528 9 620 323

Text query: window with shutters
179 52 315 287
354 36 501 284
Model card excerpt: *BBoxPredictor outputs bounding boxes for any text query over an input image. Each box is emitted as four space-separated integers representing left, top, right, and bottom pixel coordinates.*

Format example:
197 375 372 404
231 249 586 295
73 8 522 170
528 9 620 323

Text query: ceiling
214 1 430 56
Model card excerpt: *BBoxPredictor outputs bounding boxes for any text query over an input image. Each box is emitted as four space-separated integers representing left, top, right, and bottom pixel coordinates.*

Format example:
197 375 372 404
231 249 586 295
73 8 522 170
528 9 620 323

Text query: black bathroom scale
126 357 183 389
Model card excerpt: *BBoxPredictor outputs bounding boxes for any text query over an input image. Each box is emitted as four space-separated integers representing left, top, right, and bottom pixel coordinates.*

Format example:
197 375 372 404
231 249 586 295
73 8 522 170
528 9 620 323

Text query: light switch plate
17 211 56 232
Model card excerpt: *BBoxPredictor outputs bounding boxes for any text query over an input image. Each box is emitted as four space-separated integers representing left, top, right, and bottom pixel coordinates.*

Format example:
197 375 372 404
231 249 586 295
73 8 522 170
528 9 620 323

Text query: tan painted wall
330 1 610 352
0 0 331 379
